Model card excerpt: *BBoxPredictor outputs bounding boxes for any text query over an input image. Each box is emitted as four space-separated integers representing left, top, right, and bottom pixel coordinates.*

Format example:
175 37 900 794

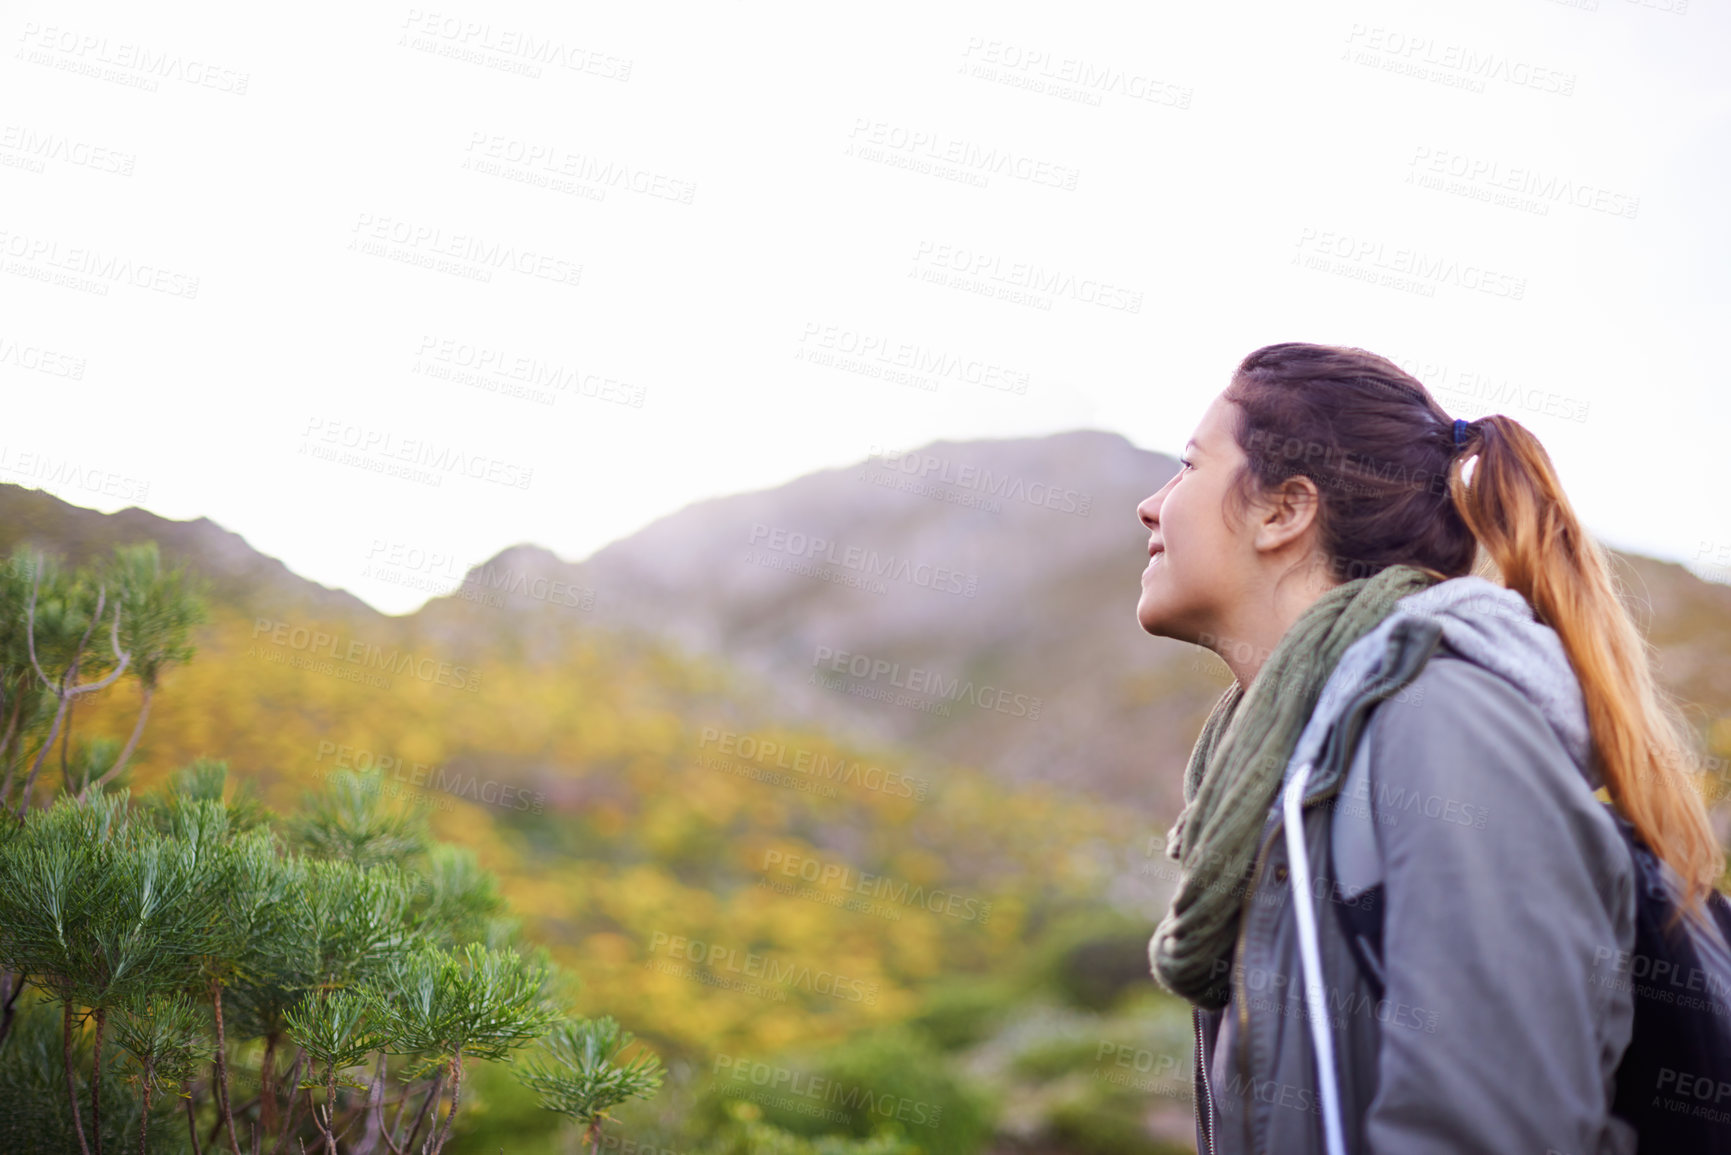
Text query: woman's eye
1179 457 1194 471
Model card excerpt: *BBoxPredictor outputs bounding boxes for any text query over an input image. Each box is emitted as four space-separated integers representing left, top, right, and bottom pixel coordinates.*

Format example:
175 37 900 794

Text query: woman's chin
1136 592 1167 636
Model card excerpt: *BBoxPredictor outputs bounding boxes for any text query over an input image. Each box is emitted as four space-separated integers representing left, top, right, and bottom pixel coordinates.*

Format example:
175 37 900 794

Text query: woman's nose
1138 476 1172 529
1138 492 1160 530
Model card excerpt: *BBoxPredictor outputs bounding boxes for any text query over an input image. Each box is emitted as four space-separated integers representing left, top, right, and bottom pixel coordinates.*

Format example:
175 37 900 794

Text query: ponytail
1451 415 1722 919
1225 342 1723 921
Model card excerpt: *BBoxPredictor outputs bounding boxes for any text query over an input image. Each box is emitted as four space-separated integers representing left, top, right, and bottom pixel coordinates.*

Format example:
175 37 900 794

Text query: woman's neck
1212 573 1342 687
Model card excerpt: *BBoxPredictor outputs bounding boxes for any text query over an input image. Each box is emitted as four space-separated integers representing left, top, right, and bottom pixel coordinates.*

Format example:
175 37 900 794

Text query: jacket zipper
1195 1007 1218 1155
1234 818 1286 1086
1234 778 1338 1153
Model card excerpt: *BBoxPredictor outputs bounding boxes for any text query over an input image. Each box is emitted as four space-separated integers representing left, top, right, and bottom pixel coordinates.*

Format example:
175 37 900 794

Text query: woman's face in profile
1136 392 1252 644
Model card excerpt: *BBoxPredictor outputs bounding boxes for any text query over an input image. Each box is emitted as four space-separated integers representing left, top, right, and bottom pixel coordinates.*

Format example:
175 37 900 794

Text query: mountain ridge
5 428 1729 820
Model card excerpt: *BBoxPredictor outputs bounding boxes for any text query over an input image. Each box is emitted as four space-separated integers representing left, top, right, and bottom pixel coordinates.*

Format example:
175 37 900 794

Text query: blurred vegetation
9 515 1728 1155
0 537 1213 1152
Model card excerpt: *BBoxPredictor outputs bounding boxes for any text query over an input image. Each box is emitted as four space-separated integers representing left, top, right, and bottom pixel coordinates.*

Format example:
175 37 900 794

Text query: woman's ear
1253 474 1323 555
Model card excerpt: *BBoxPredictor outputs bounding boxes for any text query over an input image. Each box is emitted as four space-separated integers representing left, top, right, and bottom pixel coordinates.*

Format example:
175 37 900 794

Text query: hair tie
1453 417 1469 449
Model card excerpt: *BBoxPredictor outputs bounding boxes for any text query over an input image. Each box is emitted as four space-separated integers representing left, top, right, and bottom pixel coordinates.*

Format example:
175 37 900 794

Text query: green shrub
1018 910 1159 1012
905 977 1019 1051
703 1101 923 1155
1047 1087 1193 1155
695 1027 993 1155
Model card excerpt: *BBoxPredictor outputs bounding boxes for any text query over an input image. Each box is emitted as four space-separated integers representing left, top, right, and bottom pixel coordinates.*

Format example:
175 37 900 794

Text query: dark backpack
1599 810 1731 1150
1326 645 1731 1152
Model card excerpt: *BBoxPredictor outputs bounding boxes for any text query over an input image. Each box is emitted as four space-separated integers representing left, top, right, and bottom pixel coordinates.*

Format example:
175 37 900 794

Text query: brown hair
1223 341 1722 917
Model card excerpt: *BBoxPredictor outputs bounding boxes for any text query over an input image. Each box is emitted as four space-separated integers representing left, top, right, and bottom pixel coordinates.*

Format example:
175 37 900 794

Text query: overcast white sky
3 0 1726 614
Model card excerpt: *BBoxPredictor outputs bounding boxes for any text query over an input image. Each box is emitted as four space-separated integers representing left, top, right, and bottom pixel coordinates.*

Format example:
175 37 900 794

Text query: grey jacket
1192 577 1638 1155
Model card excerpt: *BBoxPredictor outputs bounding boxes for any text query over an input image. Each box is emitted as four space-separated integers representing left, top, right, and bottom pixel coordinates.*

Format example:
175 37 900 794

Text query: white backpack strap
1283 760 1349 1155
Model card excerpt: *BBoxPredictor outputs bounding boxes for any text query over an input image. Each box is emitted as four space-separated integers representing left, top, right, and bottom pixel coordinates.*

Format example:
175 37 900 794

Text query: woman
1135 343 1722 1154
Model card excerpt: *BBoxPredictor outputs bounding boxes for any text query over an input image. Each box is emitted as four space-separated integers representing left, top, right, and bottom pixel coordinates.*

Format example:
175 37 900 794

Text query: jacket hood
1283 574 1598 792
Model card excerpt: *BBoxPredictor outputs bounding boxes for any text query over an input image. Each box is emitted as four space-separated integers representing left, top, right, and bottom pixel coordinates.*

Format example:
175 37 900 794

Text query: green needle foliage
111 990 212 1155
0 761 655 1155
0 787 214 1155
283 988 385 1153
516 1016 666 1153
0 544 670 1155
287 765 432 867
359 941 564 1155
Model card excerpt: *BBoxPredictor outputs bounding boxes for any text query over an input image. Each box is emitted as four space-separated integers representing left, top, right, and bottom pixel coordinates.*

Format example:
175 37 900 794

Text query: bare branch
67 598 133 700
14 575 134 817
80 685 153 800
24 558 58 692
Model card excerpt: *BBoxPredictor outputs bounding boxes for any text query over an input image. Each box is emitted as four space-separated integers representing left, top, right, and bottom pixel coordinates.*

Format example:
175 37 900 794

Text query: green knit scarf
1149 563 1442 1009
